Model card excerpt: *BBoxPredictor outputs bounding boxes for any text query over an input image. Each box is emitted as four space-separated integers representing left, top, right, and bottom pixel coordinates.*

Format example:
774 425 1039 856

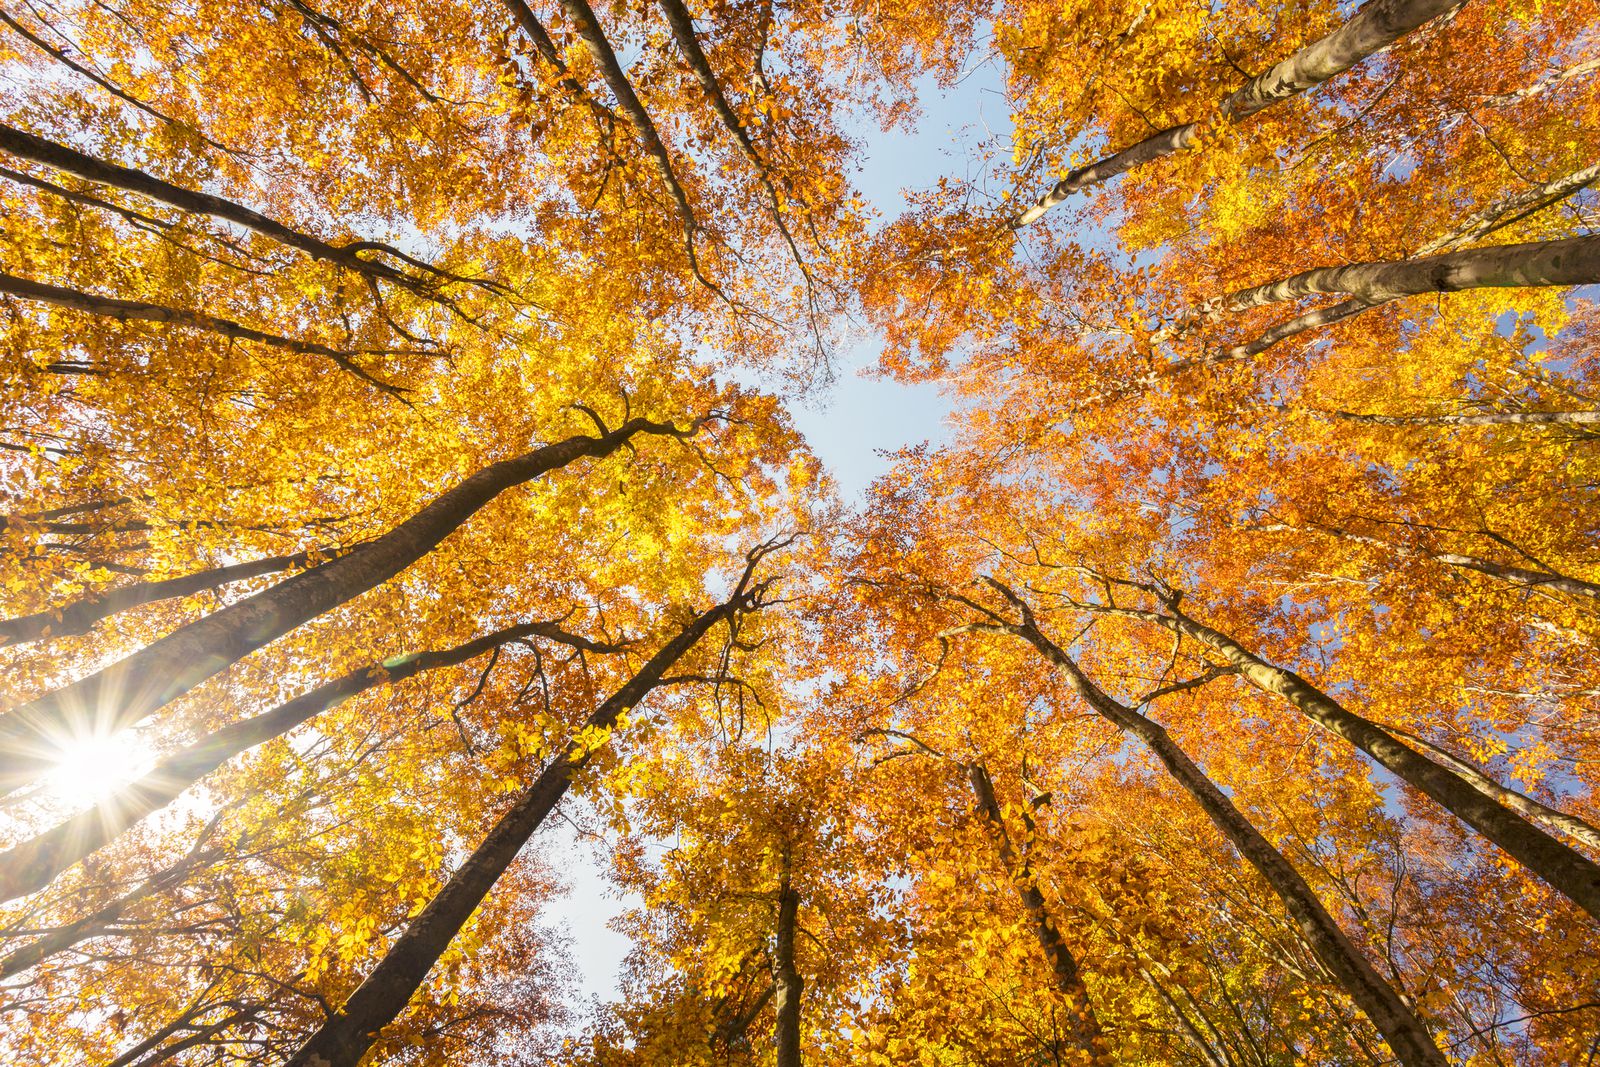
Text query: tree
5 0 1600 1062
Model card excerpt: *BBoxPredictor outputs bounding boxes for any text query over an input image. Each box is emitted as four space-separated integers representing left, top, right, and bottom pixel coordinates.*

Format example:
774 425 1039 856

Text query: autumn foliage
1 0 1597 1064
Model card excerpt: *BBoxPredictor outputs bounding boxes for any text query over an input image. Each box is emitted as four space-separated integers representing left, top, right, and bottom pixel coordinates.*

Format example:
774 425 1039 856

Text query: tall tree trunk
1075 593 1600 919
1384 726 1600 853
1250 520 1600 603
1012 0 1465 226
967 762 1106 1061
1135 963 1229 1067
1163 160 1600 371
538 0 697 234
0 620 618 903
284 577 762 1067
0 416 699 792
772 856 804 1067
959 591 1449 1067
1328 409 1600 428
0 121 450 290
497 0 620 138
0 270 405 395
655 0 815 281
0 831 224 978
0 549 315 646
1224 234 1600 310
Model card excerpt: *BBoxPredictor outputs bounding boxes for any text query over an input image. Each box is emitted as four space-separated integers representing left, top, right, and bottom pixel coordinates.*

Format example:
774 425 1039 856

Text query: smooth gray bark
1330 409 1600 428
1225 235 1600 309
1012 0 1465 226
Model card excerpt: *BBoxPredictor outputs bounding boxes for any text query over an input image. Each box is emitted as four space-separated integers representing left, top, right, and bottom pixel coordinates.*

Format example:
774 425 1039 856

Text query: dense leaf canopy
1 0 1597 1063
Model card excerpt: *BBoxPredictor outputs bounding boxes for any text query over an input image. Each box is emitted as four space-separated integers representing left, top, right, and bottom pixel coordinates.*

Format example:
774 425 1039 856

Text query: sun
45 732 153 808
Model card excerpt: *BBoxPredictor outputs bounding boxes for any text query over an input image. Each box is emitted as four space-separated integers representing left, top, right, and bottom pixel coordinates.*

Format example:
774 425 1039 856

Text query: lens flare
45 733 148 807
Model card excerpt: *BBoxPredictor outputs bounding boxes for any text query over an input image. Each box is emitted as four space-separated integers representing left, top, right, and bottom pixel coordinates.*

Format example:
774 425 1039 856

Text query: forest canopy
1 0 1597 1063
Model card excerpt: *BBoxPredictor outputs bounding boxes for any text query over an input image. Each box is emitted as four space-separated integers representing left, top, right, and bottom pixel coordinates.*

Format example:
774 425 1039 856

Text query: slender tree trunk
655 0 821 297
0 270 404 395
1136 964 1229 1067
539 0 697 232
497 0 620 136
1384 726 1600 853
1225 234 1600 310
1012 0 1465 226
967 762 1106 1061
1165 160 1600 370
0 417 696 792
969 600 1449 1067
0 836 223 978
1329 409 1600 428
0 121 438 288
1079 596 1600 919
772 857 804 1067
0 620 618 903
0 549 315 646
1254 520 1600 602
714 981 775 1049
284 583 757 1067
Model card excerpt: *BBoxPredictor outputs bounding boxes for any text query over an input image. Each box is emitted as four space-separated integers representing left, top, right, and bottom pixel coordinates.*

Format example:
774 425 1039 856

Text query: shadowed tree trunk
772 855 804 1067
284 561 770 1067
0 416 702 792
0 270 405 395
0 549 316 646
1012 0 1465 226
1065 583 1600 919
0 121 454 290
0 620 624 902
0 827 226 978
1384 726 1600 853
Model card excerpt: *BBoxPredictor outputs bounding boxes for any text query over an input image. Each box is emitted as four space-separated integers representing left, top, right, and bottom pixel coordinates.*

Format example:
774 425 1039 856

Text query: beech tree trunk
0 270 403 395
1330 409 1600 428
0 549 314 646
498 0 620 137
978 604 1449 1067
1385 727 1600 853
1084 597 1600 920
0 417 695 792
539 0 697 231
1225 235 1600 310
0 620 619 903
284 584 755 1067
772 858 805 1067
1012 0 1464 226
1254 520 1600 603
0 836 223 978
1170 160 1600 370
0 121 436 289
967 763 1106 1060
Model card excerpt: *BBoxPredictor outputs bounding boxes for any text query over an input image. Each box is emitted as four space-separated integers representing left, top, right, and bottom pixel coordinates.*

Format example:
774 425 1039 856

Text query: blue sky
539 57 1013 1008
